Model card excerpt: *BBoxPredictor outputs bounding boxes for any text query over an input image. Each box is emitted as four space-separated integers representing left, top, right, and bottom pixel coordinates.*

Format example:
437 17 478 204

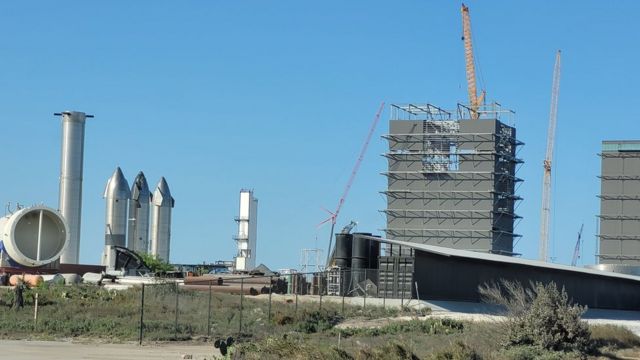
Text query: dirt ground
0 339 219 360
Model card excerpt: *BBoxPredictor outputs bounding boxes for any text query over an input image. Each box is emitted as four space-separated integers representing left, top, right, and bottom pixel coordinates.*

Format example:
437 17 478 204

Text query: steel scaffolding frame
382 103 523 255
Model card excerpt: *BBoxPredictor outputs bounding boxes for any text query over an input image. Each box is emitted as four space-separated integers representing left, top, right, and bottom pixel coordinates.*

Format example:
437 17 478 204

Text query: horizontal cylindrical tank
0 206 69 267
9 274 44 287
334 233 353 269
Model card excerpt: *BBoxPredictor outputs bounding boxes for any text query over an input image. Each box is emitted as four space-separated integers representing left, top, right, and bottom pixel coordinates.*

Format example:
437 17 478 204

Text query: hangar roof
361 235 640 283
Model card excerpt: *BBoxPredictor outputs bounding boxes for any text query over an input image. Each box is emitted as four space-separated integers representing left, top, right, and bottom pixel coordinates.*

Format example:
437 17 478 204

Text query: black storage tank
334 233 353 269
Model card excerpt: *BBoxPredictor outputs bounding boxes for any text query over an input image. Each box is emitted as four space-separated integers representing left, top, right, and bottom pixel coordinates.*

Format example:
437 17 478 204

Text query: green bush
335 318 464 338
430 341 481 360
479 281 591 355
357 341 420 360
495 345 580 360
297 310 343 334
137 252 175 273
590 324 640 350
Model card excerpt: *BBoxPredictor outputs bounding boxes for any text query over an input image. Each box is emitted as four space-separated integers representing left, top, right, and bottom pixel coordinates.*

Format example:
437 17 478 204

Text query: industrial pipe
0 206 69 267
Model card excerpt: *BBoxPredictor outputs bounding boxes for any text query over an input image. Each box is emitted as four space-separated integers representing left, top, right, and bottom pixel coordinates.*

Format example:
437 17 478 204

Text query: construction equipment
319 102 385 265
340 220 358 234
461 3 485 118
572 224 584 266
539 50 562 262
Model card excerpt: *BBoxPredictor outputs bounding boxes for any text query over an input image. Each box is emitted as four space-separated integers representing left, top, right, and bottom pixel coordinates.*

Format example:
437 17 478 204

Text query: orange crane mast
461 3 485 119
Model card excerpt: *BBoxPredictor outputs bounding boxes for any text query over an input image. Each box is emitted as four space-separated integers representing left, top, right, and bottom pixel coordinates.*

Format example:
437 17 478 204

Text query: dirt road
0 340 218 360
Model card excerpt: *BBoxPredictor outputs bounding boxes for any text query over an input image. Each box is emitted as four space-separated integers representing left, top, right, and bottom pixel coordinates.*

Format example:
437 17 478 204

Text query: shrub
297 310 343 334
273 312 294 326
479 281 591 355
358 341 420 360
430 341 481 360
335 318 464 338
590 324 640 350
137 252 174 273
496 345 580 360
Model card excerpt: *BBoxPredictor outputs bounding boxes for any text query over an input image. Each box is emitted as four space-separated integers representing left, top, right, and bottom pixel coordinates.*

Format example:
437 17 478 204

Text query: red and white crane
319 102 385 265
539 50 562 262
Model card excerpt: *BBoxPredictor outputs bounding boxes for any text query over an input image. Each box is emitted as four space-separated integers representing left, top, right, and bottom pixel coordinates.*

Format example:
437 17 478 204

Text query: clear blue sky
1 1 638 269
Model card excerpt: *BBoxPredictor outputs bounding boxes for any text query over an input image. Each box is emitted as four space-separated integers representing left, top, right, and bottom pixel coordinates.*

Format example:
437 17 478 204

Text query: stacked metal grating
597 140 640 269
381 103 523 256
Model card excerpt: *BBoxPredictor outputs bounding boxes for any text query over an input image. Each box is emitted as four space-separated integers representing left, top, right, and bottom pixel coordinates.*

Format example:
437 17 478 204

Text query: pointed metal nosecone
152 177 175 207
103 167 131 200
131 171 151 202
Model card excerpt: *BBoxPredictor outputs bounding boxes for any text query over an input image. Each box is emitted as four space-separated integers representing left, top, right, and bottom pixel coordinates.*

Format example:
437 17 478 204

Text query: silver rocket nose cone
104 167 131 200
152 177 174 207
131 171 151 201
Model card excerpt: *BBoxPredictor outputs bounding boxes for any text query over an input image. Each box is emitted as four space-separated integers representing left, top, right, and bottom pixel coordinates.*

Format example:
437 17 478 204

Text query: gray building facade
382 104 523 255
598 140 640 265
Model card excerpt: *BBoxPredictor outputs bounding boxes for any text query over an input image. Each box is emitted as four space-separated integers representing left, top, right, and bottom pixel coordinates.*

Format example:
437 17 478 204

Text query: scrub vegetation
0 281 638 359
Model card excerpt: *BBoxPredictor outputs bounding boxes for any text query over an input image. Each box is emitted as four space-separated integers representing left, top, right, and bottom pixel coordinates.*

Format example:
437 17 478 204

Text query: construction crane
319 102 385 265
461 3 485 119
539 50 562 262
571 224 584 266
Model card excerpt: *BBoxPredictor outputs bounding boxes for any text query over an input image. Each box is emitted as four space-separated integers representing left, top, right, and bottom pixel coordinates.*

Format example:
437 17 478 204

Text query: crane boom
461 3 484 118
320 102 385 264
539 50 562 262
571 224 584 266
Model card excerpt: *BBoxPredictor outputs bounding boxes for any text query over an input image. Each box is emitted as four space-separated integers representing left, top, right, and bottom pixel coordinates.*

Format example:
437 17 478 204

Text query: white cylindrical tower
150 177 174 262
56 110 93 264
234 189 258 271
128 171 151 254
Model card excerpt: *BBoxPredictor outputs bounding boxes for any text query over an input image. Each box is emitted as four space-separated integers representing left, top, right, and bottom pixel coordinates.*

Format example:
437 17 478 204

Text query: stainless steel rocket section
56 111 92 264
104 167 131 247
128 171 151 254
102 167 131 268
150 177 174 262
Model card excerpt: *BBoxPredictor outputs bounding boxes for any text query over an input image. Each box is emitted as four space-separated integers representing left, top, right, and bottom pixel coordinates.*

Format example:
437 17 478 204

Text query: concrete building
596 140 640 272
234 189 258 271
382 103 522 254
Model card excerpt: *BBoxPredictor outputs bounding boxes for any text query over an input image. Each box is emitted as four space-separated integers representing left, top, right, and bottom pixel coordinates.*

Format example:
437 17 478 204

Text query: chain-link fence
135 268 414 344
0 268 417 345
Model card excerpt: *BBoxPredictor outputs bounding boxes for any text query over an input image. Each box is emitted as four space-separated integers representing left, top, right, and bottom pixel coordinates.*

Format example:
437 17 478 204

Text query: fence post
139 284 145 345
207 280 212 337
363 269 367 309
33 292 39 330
400 259 405 309
294 276 298 319
268 276 273 323
174 282 179 340
341 269 345 315
382 269 386 310
239 278 244 335
318 272 323 311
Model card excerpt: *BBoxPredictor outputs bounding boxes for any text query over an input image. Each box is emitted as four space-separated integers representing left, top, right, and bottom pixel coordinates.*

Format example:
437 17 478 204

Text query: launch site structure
382 103 522 252
380 103 523 296
150 177 174 263
56 111 93 264
596 140 640 274
234 189 258 271
128 171 151 254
